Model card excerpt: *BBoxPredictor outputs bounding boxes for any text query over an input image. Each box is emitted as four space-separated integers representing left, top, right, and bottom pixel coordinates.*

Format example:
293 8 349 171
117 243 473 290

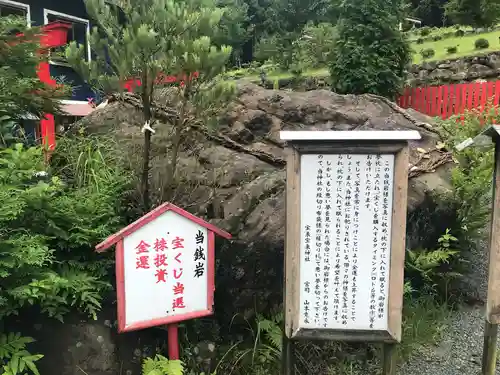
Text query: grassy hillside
229 25 500 81
412 29 500 63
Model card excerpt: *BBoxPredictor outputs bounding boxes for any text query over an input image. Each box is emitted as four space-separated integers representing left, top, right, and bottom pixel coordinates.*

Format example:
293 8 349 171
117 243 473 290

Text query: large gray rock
73 83 455 315
78 82 453 250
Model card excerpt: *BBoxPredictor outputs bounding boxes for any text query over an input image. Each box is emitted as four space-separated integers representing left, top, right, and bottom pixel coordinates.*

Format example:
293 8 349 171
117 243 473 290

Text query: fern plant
217 312 284 375
406 229 464 296
0 333 42 375
142 355 184 375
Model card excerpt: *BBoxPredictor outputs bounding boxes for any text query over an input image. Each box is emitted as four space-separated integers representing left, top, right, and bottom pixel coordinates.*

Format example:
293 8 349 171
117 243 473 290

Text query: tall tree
445 0 500 28
328 0 410 99
214 0 252 65
66 0 233 210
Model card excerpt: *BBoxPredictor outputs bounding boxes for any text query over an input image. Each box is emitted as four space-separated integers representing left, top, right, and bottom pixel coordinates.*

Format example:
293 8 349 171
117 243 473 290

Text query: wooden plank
453 84 461 117
461 83 468 123
486 141 500 324
382 343 397 375
487 81 495 122
425 86 432 116
495 81 500 107
430 86 438 117
284 146 301 337
442 84 449 119
293 142 404 155
292 327 394 342
466 82 475 112
474 82 482 111
416 87 423 113
282 334 295 375
437 85 443 119
387 145 409 342
482 320 498 375
480 82 488 113
449 84 456 119
410 87 417 109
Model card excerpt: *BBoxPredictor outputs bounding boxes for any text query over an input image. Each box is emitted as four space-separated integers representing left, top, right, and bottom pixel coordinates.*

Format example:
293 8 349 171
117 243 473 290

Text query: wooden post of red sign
167 324 180 359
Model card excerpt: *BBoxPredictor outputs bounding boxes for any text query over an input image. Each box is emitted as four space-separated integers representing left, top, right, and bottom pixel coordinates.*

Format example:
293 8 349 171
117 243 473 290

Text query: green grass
227 27 500 82
413 29 500 63
399 295 452 359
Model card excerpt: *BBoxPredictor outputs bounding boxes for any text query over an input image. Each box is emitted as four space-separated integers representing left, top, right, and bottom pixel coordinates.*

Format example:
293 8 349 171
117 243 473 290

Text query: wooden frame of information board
281 130 421 345
457 125 500 375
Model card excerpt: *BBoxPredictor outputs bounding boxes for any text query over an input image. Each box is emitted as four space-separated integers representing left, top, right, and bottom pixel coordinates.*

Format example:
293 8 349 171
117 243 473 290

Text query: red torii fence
397 81 500 120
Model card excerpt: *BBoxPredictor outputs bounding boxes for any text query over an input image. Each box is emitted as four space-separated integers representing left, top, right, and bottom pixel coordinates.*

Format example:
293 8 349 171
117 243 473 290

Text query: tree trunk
140 70 152 211
141 129 151 211
161 93 186 202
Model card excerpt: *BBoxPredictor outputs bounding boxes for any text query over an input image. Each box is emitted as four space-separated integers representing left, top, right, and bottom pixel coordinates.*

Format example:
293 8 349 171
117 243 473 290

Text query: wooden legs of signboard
382 343 397 375
482 320 498 375
281 334 295 375
167 324 180 360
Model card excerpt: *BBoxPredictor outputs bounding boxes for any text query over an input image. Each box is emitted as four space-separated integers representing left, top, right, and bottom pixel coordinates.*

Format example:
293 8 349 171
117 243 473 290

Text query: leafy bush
405 229 465 296
441 111 494 241
446 46 458 54
455 29 465 37
475 38 490 49
292 22 337 69
0 333 43 375
254 34 293 68
433 35 443 41
416 38 424 44
420 48 435 59
420 27 431 36
0 136 131 320
329 0 410 99
405 111 495 301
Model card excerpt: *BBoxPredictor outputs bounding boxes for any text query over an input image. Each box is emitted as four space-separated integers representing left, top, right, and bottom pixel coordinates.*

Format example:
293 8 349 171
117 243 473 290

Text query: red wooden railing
397 81 500 120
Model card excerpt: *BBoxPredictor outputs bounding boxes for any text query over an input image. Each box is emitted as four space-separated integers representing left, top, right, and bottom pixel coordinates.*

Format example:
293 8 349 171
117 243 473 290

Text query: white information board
122 210 208 329
299 154 395 331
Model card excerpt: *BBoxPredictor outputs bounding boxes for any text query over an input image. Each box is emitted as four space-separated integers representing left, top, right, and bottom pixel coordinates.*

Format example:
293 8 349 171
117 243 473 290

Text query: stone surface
408 51 500 86
76 82 454 311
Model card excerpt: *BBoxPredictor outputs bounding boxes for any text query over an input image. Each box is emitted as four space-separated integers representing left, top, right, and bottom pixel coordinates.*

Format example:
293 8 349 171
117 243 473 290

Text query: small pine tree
328 0 411 99
66 0 234 210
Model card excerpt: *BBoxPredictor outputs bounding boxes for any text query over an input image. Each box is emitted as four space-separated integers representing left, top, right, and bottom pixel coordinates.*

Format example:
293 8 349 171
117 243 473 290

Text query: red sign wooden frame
95 202 231 333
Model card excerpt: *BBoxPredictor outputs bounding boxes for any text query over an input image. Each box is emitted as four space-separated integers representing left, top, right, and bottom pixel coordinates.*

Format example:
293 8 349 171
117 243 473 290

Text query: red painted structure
397 81 500 120
36 22 73 151
95 202 231 359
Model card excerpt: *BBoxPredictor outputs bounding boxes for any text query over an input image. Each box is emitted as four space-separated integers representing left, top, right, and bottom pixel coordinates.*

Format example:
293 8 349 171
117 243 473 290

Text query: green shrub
433 35 443 41
0 136 131 320
420 48 435 59
455 29 465 37
475 38 490 49
446 46 458 54
416 38 424 44
405 229 464 297
420 27 431 36
329 0 410 99
292 22 337 69
0 333 43 375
